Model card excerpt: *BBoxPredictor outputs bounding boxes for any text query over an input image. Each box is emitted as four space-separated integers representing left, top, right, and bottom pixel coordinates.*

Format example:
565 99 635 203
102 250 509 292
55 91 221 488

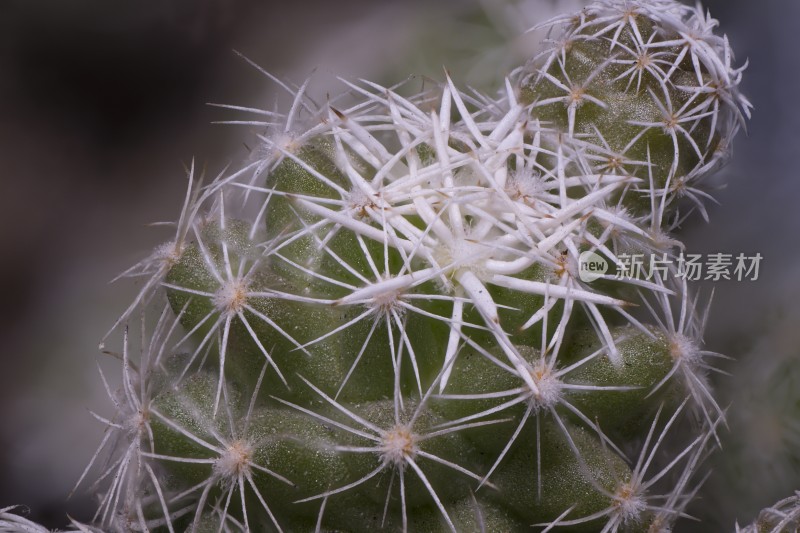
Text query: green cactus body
75 1 751 532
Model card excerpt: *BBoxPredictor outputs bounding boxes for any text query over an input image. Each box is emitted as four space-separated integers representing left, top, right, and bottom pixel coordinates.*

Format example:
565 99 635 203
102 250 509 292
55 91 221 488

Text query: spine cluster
77 1 750 531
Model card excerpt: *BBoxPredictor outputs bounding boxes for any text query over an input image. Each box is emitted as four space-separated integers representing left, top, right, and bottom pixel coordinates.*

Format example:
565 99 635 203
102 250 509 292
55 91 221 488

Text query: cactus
737 492 800 533
45 0 755 531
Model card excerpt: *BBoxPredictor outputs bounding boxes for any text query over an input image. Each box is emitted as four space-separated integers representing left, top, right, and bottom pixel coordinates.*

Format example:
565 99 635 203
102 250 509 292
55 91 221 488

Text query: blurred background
0 0 797 529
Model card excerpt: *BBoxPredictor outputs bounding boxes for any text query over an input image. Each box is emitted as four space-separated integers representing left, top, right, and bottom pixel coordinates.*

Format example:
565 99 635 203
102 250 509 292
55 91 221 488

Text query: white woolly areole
613 481 647 524
213 278 249 315
214 440 254 483
347 188 378 220
433 239 492 281
526 361 563 410
668 333 702 368
379 425 418 467
369 288 405 317
152 240 184 267
123 408 151 437
505 170 545 204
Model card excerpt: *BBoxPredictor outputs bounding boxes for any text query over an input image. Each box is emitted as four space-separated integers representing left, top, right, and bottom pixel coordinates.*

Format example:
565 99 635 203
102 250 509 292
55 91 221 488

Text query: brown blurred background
0 0 797 529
